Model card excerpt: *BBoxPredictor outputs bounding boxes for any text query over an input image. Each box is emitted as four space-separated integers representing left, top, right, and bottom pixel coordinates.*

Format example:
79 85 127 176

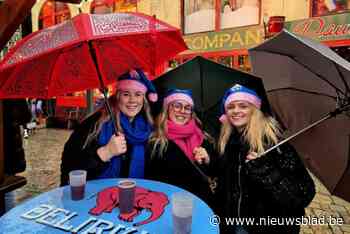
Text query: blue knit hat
163 89 194 107
219 84 261 122
117 69 158 102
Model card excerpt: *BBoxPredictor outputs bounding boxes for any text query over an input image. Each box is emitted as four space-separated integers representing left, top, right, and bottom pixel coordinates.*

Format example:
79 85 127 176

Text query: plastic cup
118 179 136 214
69 170 87 201
172 192 193 234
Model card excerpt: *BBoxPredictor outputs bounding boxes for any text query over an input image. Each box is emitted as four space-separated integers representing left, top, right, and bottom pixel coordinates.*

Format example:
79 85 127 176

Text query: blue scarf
98 112 152 179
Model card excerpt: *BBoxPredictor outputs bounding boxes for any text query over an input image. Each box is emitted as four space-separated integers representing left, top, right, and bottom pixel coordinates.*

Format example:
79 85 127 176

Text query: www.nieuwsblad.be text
209 215 344 227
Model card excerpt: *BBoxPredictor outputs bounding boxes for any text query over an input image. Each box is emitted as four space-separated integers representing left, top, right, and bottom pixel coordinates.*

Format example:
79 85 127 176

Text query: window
183 0 261 34
184 0 215 34
311 0 350 17
218 56 233 67
91 0 113 14
114 0 137 12
39 1 71 29
238 54 251 72
90 0 138 14
221 0 261 29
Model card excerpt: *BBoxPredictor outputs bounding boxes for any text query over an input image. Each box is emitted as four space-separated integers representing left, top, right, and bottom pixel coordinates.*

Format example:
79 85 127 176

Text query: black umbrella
153 56 271 137
248 29 350 201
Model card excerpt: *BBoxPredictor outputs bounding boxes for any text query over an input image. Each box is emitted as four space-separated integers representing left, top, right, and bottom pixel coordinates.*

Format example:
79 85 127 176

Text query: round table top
0 178 219 234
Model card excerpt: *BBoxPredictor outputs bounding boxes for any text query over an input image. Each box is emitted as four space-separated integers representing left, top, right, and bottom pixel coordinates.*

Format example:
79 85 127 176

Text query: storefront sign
284 13 350 42
183 26 264 52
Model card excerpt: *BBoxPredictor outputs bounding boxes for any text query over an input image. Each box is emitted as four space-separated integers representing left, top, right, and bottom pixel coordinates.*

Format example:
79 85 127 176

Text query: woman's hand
193 147 210 164
98 133 127 162
245 151 258 163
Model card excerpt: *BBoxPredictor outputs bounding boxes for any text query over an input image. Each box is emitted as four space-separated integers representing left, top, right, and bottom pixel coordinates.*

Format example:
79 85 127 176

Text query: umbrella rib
333 62 350 97
262 50 346 96
268 87 337 100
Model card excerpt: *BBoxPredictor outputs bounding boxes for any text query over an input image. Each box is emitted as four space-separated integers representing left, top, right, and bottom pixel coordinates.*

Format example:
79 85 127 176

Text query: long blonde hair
83 91 153 148
149 107 211 158
218 104 281 156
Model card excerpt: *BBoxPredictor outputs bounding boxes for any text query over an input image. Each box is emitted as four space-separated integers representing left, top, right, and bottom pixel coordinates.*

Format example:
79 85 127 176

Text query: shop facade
177 0 266 72
177 25 264 72
176 1 350 72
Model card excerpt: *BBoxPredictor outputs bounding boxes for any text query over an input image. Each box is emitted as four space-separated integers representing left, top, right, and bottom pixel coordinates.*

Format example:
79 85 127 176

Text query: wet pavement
8 128 350 233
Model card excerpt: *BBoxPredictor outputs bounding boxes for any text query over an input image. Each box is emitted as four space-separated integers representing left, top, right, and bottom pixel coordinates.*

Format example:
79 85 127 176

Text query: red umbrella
0 12 187 132
0 12 187 98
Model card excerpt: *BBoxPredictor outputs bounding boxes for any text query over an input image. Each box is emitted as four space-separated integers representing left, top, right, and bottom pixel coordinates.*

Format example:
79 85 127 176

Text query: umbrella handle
101 88 118 135
88 41 118 135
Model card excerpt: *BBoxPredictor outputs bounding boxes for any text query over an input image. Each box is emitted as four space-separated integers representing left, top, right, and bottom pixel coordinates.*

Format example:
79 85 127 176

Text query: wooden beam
0 0 36 51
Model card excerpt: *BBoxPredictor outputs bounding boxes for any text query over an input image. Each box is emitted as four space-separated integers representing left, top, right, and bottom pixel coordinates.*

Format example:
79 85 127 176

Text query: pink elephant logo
89 186 169 226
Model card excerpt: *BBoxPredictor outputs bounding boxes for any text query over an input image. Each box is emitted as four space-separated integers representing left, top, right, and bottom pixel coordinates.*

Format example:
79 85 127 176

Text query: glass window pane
312 0 350 17
218 56 233 68
220 0 260 29
114 0 137 12
184 0 215 34
91 0 113 14
39 1 71 29
238 55 251 72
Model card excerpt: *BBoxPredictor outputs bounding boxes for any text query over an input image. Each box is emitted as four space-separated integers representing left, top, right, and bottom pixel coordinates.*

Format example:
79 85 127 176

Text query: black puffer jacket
215 131 315 234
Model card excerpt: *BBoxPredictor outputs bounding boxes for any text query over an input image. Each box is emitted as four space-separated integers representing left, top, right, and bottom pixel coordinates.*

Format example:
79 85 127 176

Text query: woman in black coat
215 84 315 234
146 89 215 205
60 69 157 185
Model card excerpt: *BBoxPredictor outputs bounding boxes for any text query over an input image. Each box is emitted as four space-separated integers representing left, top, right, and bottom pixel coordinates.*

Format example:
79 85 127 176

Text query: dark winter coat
145 139 216 207
61 112 106 186
60 112 135 186
4 100 31 175
215 131 315 234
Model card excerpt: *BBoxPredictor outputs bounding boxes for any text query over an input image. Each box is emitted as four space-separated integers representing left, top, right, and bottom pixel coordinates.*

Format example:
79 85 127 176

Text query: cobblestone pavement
15 128 72 203
10 128 350 233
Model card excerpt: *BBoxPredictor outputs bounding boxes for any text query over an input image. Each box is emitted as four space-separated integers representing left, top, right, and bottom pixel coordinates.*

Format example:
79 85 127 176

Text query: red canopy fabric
0 13 187 98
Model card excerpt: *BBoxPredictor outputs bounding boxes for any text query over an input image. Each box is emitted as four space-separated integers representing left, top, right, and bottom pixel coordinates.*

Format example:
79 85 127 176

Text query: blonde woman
146 89 216 205
60 69 156 186
215 84 315 234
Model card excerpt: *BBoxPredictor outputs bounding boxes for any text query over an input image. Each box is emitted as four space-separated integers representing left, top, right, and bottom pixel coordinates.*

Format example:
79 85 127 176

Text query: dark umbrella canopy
268 91 350 200
249 29 350 202
153 56 271 137
249 29 350 102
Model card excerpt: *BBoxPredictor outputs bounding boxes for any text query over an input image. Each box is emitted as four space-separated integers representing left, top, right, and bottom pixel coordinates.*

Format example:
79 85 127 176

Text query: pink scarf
166 119 204 161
